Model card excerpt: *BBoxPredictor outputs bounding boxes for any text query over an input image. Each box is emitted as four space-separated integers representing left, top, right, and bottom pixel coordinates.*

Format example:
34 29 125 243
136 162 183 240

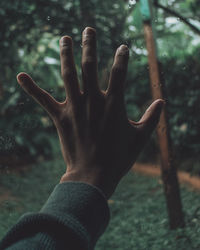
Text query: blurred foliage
0 0 128 160
0 0 199 172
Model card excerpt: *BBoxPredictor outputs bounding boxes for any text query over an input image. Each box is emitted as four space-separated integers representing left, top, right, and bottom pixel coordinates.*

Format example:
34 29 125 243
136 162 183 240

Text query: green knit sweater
0 182 110 250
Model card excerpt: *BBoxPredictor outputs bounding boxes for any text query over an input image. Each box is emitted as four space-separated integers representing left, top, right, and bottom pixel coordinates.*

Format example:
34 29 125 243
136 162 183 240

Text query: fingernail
17 73 26 83
118 44 129 52
157 99 165 106
83 27 96 36
60 36 72 46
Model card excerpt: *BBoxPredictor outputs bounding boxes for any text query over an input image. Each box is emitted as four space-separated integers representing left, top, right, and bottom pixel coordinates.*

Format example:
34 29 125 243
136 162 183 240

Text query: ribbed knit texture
0 182 110 250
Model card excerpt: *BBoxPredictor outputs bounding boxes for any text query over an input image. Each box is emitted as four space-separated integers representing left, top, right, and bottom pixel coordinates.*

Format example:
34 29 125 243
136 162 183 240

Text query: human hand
17 27 164 199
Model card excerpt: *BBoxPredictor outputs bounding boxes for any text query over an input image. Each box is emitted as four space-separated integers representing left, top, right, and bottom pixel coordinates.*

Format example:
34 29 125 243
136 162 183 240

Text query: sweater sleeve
0 182 110 250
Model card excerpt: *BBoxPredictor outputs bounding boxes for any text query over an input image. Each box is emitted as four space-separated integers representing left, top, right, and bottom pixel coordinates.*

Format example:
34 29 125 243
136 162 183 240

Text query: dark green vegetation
0 0 200 173
0 0 200 247
0 156 200 249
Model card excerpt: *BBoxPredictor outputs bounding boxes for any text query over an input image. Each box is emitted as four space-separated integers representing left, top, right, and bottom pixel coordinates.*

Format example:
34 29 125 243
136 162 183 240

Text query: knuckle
114 54 129 68
82 57 96 68
111 65 126 74
60 46 71 57
62 69 74 79
117 50 129 57
82 38 94 47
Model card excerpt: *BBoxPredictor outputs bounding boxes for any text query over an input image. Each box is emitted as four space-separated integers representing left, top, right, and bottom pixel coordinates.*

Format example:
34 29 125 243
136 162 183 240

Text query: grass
0 155 200 249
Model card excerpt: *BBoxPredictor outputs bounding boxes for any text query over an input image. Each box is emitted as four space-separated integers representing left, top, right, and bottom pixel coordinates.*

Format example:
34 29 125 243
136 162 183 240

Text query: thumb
137 99 164 136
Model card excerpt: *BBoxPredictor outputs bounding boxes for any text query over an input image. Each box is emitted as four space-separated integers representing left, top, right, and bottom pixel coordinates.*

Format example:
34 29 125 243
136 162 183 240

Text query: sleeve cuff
40 181 110 248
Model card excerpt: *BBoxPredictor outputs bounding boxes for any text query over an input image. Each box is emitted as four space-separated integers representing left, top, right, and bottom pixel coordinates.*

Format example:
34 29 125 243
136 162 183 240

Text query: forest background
0 0 200 175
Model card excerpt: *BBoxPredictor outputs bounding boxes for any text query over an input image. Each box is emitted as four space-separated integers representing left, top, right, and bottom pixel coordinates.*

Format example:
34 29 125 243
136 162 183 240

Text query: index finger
81 27 99 96
106 45 129 98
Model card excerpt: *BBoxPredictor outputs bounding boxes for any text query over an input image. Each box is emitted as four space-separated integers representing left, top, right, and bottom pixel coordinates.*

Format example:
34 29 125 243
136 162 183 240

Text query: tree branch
154 2 200 36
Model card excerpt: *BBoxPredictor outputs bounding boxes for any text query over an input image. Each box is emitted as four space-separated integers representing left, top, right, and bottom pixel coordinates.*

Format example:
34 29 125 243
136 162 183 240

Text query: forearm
0 182 110 250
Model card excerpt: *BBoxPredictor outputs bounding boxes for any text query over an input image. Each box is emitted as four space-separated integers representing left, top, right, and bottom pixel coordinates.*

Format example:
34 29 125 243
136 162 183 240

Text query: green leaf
132 4 143 30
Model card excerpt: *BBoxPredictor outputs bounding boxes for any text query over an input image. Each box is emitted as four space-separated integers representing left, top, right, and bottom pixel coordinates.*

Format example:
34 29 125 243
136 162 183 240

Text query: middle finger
81 27 99 96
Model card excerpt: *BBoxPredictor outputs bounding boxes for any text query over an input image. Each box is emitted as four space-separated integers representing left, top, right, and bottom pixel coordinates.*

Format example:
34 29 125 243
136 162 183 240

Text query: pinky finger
17 72 60 117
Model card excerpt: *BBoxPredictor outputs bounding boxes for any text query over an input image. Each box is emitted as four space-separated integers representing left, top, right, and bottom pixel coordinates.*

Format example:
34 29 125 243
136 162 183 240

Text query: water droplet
162 127 166 132
113 3 119 9
129 0 136 5
47 16 51 21
72 28 78 34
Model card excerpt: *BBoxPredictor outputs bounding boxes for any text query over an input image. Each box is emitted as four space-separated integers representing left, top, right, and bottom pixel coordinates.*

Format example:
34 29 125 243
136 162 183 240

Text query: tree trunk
143 22 184 229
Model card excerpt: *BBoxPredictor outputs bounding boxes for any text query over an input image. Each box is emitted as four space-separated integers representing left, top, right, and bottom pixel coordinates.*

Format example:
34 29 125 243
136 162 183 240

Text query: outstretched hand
17 27 164 199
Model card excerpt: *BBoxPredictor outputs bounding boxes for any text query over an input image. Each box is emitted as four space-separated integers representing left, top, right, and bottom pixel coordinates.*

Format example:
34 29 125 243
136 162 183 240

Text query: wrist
60 169 114 199
60 170 99 186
